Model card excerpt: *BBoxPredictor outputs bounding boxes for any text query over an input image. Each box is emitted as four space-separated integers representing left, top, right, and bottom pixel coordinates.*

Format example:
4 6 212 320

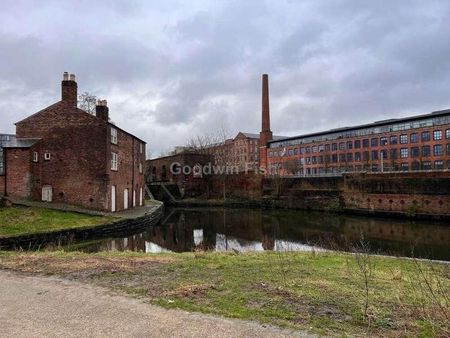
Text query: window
412 161 420 171
371 138 378 147
44 153 51 160
380 149 388 159
306 157 311 164
400 134 408 144
268 151 273 157
354 140 361 149
325 144 330 152
447 143 450 155
433 144 443 156
362 139 369 148
400 163 409 171
421 131 430 142
288 149 294 156
339 154 345 162
347 141 353 149
140 143 143 153
410 133 418 143
355 152 361 162
318 145 324 152
380 137 388 146
332 154 337 163
434 160 444 170
312 146 317 153
111 127 118 144
390 135 398 145
332 143 337 151
422 146 430 157
300 147 305 155
139 162 143 174
363 151 369 161
111 152 118 171
400 148 408 158
312 156 317 164
325 155 331 163
446 129 450 139
339 142 345 150
305 146 310 154
433 130 442 141
421 161 432 170
371 150 378 160
347 153 353 162
411 147 419 158
33 152 39 162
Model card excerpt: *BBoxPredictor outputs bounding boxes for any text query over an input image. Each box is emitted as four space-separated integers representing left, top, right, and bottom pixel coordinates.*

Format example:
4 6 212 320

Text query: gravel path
0 270 314 338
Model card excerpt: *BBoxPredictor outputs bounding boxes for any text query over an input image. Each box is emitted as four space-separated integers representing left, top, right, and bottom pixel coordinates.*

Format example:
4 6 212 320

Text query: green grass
0 206 115 237
0 250 448 337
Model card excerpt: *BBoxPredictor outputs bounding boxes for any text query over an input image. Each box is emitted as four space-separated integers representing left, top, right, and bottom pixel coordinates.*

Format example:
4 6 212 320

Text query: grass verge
0 206 115 237
0 250 448 337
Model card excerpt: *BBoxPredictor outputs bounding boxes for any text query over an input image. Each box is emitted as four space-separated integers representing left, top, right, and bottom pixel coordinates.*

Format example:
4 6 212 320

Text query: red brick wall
0 175 5 195
5 148 32 199
108 127 146 211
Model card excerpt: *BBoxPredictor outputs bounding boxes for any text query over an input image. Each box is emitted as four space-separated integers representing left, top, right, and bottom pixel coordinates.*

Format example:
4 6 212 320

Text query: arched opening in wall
152 166 157 181
161 165 167 181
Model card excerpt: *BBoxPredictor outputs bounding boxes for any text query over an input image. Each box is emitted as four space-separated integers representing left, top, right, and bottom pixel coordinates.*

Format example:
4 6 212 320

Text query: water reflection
68 208 450 260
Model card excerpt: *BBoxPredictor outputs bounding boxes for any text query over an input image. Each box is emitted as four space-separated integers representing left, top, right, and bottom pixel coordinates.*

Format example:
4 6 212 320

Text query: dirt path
0 270 313 338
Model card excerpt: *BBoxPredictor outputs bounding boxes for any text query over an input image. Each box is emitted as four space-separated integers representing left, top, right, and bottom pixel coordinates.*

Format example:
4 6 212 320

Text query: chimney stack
61 72 77 107
95 99 109 121
259 74 273 174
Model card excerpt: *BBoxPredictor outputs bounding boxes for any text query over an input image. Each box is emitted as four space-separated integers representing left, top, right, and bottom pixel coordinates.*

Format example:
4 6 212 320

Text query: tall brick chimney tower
259 74 273 173
61 72 77 107
95 99 109 121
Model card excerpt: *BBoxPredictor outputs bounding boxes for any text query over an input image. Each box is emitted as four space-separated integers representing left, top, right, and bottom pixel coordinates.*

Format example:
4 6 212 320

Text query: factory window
380 137 388 146
294 148 299 155
44 153 51 161
371 138 378 147
363 139 369 148
410 133 418 143
305 146 311 154
400 148 408 158
318 145 324 152
312 146 318 153
446 129 450 139
363 151 369 161
390 149 398 159
339 154 345 162
332 143 337 151
434 160 444 170
390 135 398 145
332 154 337 163
354 140 361 149
421 131 430 142
433 130 442 141
400 163 409 171
447 143 450 155
347 141 353 149
33 152 39 162
325 144 330 152
355 152 361 162
400 134 408 144
433 144 443 156
411 147 419 158
421 161 432 170
347 153 353 162
422 146 430 157
371 150 378 160
339 142 345 150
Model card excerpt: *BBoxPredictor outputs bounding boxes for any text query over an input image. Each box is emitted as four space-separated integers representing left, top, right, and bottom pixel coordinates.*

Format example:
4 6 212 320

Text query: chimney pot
63 72 69 81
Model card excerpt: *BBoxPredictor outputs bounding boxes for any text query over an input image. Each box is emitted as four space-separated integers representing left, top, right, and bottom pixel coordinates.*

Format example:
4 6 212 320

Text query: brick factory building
0 134 15 175
0 73 146 212
257 74 450 176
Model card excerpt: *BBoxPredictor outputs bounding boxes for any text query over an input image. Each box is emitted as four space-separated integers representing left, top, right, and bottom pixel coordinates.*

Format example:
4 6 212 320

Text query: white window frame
111 127 118 144
111 152 118 171
139 162 143 174
44 152 51 161
33 152 39 162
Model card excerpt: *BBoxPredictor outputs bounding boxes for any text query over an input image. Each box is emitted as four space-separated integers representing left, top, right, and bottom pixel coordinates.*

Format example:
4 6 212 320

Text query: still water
65 208 450 261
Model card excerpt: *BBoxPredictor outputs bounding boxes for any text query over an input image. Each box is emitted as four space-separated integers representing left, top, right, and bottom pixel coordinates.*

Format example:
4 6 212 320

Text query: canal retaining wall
0 203 164 250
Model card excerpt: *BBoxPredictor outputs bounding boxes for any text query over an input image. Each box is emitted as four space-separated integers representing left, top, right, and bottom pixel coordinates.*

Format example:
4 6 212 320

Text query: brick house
1 73 146 212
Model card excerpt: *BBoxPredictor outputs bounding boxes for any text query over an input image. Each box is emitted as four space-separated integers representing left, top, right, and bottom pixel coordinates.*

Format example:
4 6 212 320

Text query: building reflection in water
72 208 450 260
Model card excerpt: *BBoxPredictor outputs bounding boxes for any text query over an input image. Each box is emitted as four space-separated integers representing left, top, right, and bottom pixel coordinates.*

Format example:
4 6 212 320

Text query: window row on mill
268 129 450 157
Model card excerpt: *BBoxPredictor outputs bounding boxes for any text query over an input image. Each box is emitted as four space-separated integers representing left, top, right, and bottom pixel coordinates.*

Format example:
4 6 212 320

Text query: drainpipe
132 138 135 207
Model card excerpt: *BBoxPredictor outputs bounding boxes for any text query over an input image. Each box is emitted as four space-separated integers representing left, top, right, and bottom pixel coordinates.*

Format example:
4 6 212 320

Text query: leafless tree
78 91 97 114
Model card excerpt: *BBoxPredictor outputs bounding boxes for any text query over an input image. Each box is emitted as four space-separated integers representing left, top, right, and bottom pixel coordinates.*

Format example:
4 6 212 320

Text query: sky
1 0 450 157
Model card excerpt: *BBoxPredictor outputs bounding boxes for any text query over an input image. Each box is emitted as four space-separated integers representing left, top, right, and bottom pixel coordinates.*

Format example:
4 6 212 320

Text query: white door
133 189 136 207
139 187 143 206
124 189 129 210
111 186 116 212
41 186 52 202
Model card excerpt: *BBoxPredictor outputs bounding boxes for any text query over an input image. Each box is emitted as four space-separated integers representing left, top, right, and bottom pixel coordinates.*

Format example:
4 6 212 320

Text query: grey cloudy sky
1 0 450 156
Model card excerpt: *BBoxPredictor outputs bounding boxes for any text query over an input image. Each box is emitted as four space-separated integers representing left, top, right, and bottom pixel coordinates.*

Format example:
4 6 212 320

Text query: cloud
1 0 450 156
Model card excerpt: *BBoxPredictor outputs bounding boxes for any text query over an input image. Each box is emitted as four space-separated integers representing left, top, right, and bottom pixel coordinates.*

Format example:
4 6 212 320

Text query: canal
62 208 450 261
